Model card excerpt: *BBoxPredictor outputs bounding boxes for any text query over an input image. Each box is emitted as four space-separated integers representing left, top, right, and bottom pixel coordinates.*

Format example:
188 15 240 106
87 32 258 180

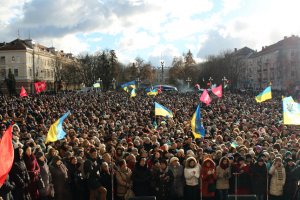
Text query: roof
250 35 300 58
0 39 32 51
233 47 255 57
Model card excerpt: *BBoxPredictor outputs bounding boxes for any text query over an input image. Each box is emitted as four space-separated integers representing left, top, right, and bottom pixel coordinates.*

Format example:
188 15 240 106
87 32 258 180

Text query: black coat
251 162 267 195
0 175 15 200
9 149 31 200
132 164 152 196
154 168 174 200
83 156 102 190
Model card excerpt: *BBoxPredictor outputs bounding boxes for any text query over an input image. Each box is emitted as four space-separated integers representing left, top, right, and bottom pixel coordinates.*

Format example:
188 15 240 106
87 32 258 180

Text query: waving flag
191 105 205 139
130 88 137 98
212 84 222 98
199 89 212 105
121 81 136 92
155 102 173 118
0 126 14 187
255 86 272 103
93 83 100 88
34 81 46 93
283 96 300 125
20 86 28 97
45 111 70 143
147 88 158 96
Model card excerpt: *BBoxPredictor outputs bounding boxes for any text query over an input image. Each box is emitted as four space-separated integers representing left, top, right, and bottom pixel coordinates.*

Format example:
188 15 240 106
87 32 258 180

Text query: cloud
148 44 181 66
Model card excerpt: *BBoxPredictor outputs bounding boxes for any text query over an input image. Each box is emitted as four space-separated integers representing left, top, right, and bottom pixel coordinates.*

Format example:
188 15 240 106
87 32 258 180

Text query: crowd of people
0 89 299 200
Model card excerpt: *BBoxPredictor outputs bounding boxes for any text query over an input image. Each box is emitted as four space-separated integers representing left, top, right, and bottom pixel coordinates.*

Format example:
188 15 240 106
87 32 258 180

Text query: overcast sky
1 0 300 66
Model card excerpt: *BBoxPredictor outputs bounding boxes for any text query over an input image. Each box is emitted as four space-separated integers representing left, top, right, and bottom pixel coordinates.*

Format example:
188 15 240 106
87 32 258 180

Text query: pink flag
20 86 28 97
211 84 222 98
199 89 212 105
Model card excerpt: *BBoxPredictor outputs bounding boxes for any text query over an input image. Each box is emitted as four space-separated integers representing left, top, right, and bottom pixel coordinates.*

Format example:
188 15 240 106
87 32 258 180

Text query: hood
219 156 230 169
185 156 197 168
203 158 215 168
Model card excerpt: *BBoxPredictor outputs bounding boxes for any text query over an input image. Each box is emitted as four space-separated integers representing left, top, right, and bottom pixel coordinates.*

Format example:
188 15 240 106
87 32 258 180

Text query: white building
0 38 77 93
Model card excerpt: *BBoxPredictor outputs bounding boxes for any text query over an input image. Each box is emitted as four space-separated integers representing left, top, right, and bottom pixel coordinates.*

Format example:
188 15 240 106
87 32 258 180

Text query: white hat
169 156 179 164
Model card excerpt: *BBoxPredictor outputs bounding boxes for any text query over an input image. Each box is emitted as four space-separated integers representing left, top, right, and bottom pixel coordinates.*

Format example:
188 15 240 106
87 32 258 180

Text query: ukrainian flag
121 81 136 92
191 105 205 138
45 111 70 143
130 88 137 98
155 102 173 118
147 89 158 96
255 86 272 103
283 96 300 125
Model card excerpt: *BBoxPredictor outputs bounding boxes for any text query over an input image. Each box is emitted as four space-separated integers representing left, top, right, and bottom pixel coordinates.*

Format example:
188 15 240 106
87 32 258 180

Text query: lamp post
186 77 192 88
136 77 141 89
112 78 116 90
209 77 213 88
222 76 227 89
97 78 102 91
161 60 164 83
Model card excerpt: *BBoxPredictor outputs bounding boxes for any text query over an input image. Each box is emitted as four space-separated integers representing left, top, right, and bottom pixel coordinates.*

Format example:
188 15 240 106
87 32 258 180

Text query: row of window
0 68 55 79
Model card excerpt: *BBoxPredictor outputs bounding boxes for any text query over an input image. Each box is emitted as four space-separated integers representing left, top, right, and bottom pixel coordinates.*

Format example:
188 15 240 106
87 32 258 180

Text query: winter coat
236 163 251 195
216 157 231 190
169 164 184 198
100 171 113 200
115 167 132 197
200 158 217 198
284 163 297 199
0 175 15 200
251 162 267 195
67 162 85 200
269 164 286 196
154 167 174 200
37 159 54 198
9 149 31 200
50 162 71 200
184 157 200 186
132 163 152 196
83 156 102 190
24 154 40 200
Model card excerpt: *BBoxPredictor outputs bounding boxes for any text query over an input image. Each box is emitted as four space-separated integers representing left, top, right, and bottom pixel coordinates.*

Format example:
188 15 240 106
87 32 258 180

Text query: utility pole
161 60 164 83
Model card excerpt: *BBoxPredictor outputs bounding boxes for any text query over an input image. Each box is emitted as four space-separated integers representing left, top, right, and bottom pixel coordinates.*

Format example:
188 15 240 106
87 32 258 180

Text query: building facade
237 35 300 91
0 38 77 94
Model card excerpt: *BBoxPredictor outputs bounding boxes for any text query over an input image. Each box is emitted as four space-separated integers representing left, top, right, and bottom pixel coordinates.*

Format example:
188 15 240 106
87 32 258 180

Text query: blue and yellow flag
45 111 70 143
130 88 137 98
283 96 300 125
147 88 158 96
121 81 136 92
155 102 173 118
191 105 205 139
255 86 272 103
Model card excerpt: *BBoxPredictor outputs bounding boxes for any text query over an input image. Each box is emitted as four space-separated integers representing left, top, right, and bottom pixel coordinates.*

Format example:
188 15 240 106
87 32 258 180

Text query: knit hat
169 156 179 164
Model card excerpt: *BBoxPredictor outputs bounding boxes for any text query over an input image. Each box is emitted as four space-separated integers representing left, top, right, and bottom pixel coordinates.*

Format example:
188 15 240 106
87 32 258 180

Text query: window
14 69 18 77
12 56 15 62
0 56 5 64
1 69 5 77
16 56 20 63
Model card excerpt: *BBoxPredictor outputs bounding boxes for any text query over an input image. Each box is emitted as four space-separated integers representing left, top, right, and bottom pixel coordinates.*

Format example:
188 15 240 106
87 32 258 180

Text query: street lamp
209 77 213 88
186 77 192 88
97 78 102 91
112 78 116 90
136 77 141 89
222 76 227 89
161 60 164 83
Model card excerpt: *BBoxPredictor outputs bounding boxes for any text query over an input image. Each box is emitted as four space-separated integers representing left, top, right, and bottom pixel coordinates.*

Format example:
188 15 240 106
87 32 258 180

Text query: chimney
284 36 287 39
234 48 237 52
262 46 265 50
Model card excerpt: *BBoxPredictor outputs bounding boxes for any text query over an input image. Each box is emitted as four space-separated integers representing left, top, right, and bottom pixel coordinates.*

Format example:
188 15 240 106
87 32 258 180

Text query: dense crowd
0 90 299 200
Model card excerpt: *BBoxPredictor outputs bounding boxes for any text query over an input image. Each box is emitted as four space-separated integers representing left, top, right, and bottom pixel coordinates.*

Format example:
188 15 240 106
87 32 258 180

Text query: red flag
199 89 211 105
34 81 46 93
211 84 222 98
20 86 28 97
0 126 14 187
